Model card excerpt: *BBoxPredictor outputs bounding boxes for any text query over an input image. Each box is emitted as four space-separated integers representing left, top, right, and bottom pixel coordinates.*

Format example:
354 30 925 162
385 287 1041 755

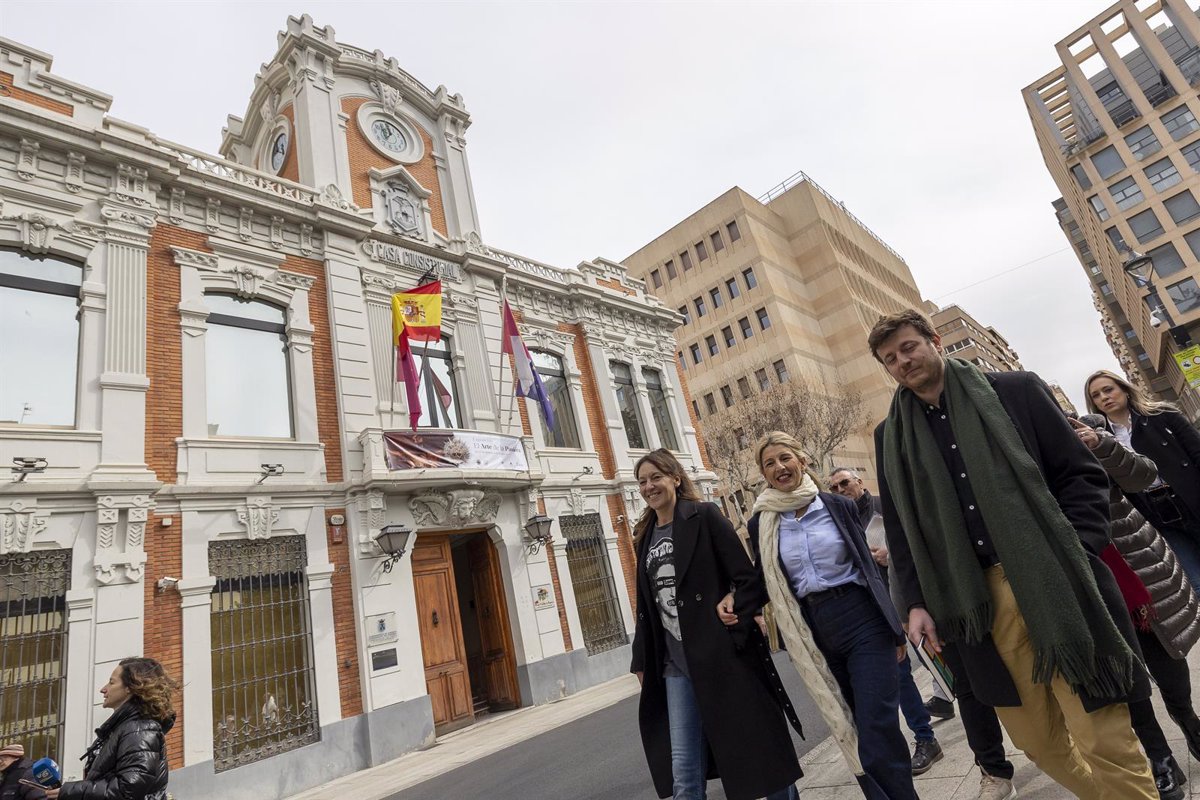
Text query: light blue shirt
777 495 863 599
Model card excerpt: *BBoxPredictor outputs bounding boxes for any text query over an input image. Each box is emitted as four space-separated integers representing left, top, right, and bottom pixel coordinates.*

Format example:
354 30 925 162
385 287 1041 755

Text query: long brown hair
632 449 701 545
1084 369 1176 418
119 657 178 723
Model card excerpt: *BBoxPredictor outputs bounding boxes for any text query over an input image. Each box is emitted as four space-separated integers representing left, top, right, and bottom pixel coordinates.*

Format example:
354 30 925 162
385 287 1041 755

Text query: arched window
205 294 292 438
531 351 581 448
411 337 462 429
0 250 81 426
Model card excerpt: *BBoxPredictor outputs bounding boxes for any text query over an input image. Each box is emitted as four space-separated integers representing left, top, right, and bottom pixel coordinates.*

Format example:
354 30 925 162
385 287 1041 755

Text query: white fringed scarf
753 477 863 775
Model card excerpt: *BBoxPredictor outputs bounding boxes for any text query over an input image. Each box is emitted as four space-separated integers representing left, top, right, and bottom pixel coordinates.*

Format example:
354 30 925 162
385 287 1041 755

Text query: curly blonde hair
119 657 178 723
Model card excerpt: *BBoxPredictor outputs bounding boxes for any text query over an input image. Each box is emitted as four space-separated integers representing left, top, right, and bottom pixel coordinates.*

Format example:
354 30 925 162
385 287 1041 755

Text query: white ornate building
0 19 713 799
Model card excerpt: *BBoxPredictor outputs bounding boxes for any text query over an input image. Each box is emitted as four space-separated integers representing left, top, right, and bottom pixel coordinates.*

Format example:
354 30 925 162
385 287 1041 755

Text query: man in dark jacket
0 744 47 800
870 309 1156 800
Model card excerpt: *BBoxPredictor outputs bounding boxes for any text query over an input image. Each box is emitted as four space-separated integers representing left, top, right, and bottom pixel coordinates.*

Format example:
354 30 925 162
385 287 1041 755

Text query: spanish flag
391 280 442 343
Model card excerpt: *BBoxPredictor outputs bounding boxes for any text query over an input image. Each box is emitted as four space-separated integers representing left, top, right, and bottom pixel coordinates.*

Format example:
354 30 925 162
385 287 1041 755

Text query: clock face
270 131 288 172
371 119 407 153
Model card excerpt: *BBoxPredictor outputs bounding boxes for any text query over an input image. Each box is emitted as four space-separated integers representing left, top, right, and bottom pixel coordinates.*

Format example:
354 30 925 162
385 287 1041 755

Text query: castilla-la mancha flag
391 281 442 430
501 299 555 431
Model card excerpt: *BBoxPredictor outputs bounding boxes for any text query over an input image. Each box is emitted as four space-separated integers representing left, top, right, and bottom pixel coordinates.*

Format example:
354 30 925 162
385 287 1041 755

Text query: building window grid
1162 105 1200 141
1128 208 1164 244
680 251 693 271
559 514 629 655
704 393 717 414
1125 126 1162 162
649 270 662 289
742 267 758 291
756 307 771 331
773 359 789 383
1090 195 1111 221
665 260 677 280
210 535 319 772
695 241 709 262
1182 140 1200 172
0 549 71 762
711 231 725 252
1164 190 1200 225
755 368 770 391
678 306 689 326
1145 157 1182 193
727 220 741 242
689 343 702 365
720 385 734 408
709 287 723 309
1108 176 1145 211
725 278 740 299
737 377 753 399
738 317 753 339
693 297 707 318
705 335 719 357
722 326 735 348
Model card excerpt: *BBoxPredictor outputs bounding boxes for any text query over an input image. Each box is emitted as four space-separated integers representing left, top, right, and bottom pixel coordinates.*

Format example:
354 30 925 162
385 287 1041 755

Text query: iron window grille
559 514 628 655
0 549 71 762
210 536 319 772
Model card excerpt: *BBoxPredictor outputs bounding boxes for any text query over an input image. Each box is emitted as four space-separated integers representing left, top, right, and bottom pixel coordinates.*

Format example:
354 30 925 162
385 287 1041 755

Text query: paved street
386 653 830 800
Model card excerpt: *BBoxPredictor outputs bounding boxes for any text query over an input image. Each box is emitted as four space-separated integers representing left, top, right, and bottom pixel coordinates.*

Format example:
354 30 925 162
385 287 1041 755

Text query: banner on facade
1174 345 1200 388
383 430 529 471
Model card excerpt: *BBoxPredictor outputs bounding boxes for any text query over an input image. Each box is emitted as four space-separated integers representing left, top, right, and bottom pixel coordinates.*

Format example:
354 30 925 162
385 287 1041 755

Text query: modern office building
926 302 1024 373
624 172 925 487
1023 0 1200 418
0 20 714 800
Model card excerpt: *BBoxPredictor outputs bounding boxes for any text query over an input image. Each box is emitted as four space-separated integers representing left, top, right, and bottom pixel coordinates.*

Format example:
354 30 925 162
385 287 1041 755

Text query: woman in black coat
48 658 177 800
1087 369 1200 592
631 449 803 800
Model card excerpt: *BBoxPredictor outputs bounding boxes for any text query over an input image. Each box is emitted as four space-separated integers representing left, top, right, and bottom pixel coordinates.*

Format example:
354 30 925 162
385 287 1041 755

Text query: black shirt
923 396 1001 567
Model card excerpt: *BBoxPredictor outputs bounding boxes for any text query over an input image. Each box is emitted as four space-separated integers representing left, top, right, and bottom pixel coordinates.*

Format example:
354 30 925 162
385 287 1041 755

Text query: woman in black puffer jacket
48 658 177 800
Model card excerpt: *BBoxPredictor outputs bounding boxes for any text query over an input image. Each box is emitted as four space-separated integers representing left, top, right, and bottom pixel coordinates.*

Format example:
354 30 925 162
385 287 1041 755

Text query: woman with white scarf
722 431 917 799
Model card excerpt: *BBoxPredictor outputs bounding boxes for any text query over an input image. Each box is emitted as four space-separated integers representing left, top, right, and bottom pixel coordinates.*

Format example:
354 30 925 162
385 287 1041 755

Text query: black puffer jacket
1093 429 1200 659
0 758 47 800
58 702 173 800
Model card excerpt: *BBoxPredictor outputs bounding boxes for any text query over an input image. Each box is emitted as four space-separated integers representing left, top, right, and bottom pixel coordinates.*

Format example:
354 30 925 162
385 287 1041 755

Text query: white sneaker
978 773 1017 800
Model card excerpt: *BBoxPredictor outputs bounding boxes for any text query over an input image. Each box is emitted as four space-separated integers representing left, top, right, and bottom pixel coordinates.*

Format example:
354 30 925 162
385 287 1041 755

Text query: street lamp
375 524 415 573
1122 250 1192 347
523 514 553 555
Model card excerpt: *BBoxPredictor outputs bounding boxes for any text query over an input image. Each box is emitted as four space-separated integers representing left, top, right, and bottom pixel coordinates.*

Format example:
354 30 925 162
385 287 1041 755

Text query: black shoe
911 739 943 775
924 696 955 720
1152 755 1186 800
1171 711 1200 763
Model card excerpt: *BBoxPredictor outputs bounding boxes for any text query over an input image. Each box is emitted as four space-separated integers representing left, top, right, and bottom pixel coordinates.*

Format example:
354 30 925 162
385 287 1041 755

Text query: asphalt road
387 653 830 800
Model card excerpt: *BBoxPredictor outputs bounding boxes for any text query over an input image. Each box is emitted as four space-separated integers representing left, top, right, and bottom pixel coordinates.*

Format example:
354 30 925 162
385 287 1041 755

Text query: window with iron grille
210 536 319 772
0 550 70 762
559 514 628 655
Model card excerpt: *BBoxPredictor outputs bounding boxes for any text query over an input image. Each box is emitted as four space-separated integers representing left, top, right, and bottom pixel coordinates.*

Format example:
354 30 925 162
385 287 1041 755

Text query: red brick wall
605 495 638 614
0 72 73 116
144 512 184 769
278 104 300 183
596 278 635 297
537 496 573 652
340 97 447 236
325 508 362 717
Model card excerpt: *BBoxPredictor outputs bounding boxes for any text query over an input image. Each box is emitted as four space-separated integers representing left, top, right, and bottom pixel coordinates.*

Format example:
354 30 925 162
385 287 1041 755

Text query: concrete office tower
925 302 1024 374
624 172 924 487
1023 0 1200 418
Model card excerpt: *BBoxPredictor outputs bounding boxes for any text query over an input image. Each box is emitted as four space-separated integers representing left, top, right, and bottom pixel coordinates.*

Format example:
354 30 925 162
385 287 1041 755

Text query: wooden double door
412 532 520 734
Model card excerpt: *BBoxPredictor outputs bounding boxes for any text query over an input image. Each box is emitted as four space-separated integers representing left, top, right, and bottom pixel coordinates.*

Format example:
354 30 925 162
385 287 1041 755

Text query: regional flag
501 300 556 431
391 280 442 343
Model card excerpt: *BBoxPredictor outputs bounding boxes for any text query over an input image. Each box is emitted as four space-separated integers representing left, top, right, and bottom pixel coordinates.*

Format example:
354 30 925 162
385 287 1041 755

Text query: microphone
1079 414 1108 432
30 757 61 788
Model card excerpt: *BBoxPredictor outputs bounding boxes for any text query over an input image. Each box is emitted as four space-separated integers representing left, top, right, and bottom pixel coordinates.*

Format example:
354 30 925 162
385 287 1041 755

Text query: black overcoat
58 701 172 800
746 491 905 646
875 370 1151 712
1129 408 1200 524
630 499 804 800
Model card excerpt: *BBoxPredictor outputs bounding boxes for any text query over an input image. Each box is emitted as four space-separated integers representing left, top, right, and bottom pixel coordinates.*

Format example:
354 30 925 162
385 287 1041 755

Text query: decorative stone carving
381 181 424 238
277 270 315 290
259 88 282 123
64 152 85 193
270 215 284 250
355 490 387 555
99 203 156 230
320 183 355 211
113 165 151 206
238 207 254 242
568 489 585 517
238 496 280 540
93 494 153 584
230 265 267 299
205 198 222 233
464 231 495 257
410 489 502 529
369 77 404 116
168 188 186 225
0 499 48 555
169 247 219 270
299 224 314 255
16 139 39 181
1 212 63 254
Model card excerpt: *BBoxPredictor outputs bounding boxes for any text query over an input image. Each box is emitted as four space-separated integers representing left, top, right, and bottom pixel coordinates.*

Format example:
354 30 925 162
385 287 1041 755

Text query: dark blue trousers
802 584 918 800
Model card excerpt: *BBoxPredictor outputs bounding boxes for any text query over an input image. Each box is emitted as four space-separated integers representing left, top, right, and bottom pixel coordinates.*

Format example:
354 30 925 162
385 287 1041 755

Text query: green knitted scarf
882 358 1133 698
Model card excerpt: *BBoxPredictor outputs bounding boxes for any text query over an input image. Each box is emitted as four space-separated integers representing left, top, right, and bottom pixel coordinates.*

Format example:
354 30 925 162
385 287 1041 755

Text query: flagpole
390 343 397 430
499 275 522 436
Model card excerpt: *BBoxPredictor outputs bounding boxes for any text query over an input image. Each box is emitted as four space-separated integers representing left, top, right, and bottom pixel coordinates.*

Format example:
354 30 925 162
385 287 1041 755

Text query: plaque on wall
366 612 399 647
371 648 399 671
533 584 555 610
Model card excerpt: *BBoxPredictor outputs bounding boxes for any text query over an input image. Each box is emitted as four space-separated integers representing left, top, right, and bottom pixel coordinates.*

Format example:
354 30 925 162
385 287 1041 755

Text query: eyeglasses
829 477 853 491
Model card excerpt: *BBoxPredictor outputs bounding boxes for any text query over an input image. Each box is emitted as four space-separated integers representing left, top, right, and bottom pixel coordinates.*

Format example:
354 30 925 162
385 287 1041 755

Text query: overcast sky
5 0 1129 408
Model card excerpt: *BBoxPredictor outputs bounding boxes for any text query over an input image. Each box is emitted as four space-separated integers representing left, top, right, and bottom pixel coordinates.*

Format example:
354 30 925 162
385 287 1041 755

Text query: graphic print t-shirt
646 522 688 677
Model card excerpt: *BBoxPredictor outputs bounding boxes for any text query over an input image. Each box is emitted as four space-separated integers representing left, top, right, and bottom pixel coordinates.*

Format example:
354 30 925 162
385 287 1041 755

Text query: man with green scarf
869 309 1156 800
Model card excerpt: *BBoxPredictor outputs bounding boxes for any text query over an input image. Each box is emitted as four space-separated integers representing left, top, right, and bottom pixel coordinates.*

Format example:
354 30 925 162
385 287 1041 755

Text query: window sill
0 426 102 441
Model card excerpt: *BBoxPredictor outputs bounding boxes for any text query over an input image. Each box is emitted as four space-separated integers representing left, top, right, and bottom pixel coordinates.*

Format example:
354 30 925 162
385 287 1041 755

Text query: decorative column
306 560 342 727
61 589 96 781
179 576 216 766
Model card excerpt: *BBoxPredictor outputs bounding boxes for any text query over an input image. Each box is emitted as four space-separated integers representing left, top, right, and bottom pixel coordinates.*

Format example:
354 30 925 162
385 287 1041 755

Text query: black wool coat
630 500 804 800
1129 408 1200 525
746 491 905 646
875 370 1151 712
58 702 173 800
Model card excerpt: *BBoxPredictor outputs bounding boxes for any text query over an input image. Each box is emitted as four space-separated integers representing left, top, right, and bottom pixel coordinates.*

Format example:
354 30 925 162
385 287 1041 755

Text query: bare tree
699 366 868 523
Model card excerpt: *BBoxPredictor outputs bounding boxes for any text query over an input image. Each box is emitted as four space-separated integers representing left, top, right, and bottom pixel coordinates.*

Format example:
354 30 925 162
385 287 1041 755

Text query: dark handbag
1145 486 1184 525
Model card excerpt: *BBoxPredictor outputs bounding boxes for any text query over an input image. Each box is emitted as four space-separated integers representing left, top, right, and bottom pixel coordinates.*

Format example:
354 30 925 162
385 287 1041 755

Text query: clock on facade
371 119 407 153
270 131 289 172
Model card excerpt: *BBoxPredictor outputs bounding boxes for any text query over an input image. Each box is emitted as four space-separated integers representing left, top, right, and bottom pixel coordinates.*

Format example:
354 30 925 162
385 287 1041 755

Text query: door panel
467 536 521 710
413 537 473 732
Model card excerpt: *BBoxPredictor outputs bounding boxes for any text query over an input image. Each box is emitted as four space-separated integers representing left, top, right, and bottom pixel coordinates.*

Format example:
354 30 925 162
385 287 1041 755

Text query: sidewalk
284 674 641 800
796 645 1200 799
